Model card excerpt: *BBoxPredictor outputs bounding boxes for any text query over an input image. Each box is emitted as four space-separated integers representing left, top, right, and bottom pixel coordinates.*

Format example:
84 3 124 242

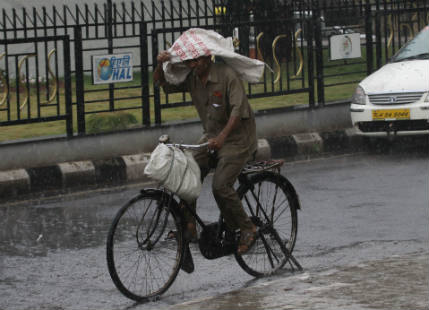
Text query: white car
350 25 429 136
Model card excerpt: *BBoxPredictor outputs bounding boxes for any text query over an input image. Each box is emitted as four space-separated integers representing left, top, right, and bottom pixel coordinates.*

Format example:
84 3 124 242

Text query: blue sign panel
92 53 133 84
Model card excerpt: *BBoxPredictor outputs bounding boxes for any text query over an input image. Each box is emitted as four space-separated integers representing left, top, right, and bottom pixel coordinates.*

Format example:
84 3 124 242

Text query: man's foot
237 225 258 255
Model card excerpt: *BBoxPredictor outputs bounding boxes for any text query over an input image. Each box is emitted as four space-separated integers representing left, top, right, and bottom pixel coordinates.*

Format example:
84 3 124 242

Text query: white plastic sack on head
144 143 201 203
163 28 267 84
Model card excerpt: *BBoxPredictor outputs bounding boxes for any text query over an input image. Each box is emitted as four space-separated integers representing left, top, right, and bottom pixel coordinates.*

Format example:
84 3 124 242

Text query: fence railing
0 0 428 142
151 19 316 124
0 35 73 137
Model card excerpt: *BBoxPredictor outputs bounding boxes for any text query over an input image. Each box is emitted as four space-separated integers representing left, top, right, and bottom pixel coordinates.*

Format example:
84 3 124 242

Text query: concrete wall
0 103 352 171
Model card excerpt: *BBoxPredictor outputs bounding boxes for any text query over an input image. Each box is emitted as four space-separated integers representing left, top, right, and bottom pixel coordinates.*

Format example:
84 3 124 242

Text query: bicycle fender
281 177 302 210
239 172 302 210
140 188 184 215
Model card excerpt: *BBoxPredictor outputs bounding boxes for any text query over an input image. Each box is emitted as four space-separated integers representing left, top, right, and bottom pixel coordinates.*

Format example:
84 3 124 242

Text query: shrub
86 112 138 134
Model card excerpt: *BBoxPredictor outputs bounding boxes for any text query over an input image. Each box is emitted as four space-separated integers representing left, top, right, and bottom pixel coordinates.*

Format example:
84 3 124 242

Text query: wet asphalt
0 149 428 310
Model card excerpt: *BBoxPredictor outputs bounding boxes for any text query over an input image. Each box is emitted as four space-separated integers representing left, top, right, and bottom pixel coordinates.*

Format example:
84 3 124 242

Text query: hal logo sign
92 53 133 84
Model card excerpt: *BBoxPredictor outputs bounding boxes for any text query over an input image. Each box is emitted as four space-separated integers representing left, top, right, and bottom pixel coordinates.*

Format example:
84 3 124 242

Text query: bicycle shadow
240 265 304 290
119 294 164 309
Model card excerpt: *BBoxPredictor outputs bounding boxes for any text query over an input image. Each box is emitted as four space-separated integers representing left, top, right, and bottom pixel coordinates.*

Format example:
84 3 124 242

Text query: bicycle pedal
181 244 195 274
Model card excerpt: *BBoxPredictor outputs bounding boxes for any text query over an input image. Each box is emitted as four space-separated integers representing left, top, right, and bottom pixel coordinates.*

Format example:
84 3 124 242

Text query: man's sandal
237 226 258 255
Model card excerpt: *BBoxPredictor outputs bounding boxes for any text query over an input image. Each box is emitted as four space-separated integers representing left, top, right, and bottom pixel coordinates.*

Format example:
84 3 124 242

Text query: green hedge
86 112 138 134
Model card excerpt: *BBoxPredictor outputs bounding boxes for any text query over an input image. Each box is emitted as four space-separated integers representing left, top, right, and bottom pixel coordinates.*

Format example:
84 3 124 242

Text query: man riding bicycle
153 28 266 254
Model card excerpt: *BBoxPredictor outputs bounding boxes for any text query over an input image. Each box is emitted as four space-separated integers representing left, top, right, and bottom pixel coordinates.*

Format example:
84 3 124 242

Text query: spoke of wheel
116 243 140 262
256 182 262 216
249 241 260 269
273 199 289 223
144 253 150 295
115 233 141 272
147 254 161 294
133 251 145 294
248 189 271 224
259 234 275 269
271 184 279 222
123 250 144 291
152 250 170 286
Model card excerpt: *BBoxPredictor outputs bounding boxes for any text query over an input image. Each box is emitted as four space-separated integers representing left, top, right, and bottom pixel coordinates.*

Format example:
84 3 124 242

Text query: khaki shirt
163 62 257 156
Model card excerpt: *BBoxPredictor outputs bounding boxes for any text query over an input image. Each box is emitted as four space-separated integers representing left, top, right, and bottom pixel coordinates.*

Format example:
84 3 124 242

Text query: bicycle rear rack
242 159 284 174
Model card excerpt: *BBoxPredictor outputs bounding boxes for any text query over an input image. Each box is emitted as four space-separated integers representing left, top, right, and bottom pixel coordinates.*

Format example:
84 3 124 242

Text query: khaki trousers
184 145 254 232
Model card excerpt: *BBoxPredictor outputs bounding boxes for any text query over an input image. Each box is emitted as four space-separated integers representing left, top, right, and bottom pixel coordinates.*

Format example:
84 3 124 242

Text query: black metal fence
0 35 73 136
151 18 316 124
316 0 429 104
0 0 428 141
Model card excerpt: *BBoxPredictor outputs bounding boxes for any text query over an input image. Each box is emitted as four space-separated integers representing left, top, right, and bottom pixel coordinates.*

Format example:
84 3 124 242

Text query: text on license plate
372 109 410 120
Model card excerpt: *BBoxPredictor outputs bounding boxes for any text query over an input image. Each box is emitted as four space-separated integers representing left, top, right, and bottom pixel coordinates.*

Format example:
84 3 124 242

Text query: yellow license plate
372 109 410 120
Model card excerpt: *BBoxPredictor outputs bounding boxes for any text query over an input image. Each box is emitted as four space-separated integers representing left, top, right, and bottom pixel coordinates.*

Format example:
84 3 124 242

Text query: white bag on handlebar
144 143 201 203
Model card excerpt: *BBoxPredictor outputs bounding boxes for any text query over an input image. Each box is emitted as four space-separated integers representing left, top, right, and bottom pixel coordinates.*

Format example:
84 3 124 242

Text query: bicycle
106 138 302 302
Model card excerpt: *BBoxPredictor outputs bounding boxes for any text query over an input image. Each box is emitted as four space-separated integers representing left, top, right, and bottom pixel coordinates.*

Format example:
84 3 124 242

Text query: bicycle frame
168 171 255 232
161 158 296 237
159 138 302 265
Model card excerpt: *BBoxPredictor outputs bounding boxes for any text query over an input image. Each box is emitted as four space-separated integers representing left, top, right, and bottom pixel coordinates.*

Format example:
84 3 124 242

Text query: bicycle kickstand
284 248 303 272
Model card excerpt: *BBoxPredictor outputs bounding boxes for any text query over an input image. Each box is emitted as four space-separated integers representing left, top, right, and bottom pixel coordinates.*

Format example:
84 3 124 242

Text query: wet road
1 151 428 310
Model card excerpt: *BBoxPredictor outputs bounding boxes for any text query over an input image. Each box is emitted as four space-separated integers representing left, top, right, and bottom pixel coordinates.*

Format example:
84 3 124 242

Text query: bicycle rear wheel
106 190 183 302
235 171 298 277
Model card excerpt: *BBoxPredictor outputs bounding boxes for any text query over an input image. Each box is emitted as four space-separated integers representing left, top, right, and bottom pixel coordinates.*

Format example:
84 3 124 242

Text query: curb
0 129 427 201
58 161 96 189
0 169 30 197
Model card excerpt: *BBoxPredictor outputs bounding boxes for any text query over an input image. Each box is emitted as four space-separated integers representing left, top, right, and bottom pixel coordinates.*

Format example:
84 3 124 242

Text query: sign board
330 33 361 60
92 53 133 84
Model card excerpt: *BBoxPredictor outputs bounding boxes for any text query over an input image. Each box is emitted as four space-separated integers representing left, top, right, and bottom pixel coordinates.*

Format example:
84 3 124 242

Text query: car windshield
391 25 429 62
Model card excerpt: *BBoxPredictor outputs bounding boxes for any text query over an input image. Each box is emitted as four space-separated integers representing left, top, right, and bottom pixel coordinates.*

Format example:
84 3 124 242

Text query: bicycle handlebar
159 134 209 150
165 142 209 150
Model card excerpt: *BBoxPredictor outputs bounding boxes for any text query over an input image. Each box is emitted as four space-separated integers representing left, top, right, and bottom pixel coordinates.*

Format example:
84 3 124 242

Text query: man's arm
153 51 188 93
208 115 240 150
208 71 248 151
153 51 170 87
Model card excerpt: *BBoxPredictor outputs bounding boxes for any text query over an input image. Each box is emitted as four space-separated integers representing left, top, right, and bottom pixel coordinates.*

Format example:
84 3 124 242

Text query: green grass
0 47 372 142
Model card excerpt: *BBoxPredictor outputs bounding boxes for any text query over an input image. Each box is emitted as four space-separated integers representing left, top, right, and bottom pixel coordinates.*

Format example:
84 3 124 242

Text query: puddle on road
173 284 267 310
170 253 428 310
0 204 115 257
312 253 429 310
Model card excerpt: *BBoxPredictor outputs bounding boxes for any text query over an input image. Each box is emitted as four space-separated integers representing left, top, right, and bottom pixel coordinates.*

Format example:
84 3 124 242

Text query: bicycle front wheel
106 190 184 302
235 171 298 277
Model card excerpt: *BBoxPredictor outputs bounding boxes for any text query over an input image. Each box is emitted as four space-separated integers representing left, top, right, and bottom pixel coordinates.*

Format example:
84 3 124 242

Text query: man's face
184 56 211 76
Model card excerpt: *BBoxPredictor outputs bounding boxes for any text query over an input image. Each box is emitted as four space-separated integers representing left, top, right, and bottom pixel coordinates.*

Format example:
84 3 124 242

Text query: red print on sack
213 91 222 98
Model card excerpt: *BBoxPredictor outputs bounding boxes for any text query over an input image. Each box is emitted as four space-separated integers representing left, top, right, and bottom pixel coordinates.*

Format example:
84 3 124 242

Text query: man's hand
208 135 226 151
208 115 240 151
157 51 171 63
154 51 170 86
